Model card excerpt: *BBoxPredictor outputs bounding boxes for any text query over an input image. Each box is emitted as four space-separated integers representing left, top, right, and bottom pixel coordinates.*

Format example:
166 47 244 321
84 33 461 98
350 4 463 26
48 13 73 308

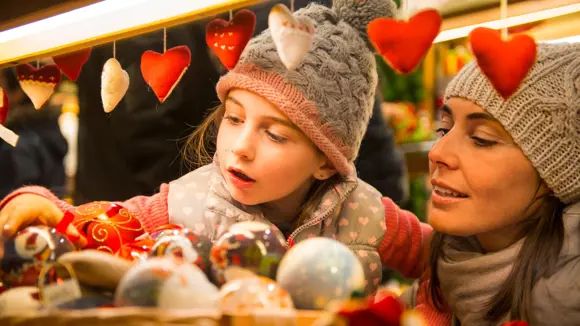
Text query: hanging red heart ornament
140 45 191 103
367 9 442 74
0 87 8 125
0 87 18 147
52 48 92 81
206 9 256 70
15 64 62 110
469 27 537 99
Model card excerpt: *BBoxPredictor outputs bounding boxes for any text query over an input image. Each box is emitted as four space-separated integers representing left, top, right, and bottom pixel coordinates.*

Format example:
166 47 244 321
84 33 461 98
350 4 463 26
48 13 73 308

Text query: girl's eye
224 115 242 124
471 136 497 147
435 128 449 138
266 131 287 143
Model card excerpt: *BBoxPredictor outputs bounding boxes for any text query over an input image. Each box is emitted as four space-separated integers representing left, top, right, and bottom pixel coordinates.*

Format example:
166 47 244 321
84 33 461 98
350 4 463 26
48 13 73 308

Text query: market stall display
0 215 426 326
0 0 577 324
0 226 75 288
210 221 287 286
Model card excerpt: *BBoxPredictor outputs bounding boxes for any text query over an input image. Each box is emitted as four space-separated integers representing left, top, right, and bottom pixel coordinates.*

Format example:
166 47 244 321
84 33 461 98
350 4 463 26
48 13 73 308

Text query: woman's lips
431 189 468 206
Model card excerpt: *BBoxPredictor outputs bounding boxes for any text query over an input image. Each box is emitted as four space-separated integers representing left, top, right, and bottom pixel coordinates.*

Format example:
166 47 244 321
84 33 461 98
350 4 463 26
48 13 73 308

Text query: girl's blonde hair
183 104 342 229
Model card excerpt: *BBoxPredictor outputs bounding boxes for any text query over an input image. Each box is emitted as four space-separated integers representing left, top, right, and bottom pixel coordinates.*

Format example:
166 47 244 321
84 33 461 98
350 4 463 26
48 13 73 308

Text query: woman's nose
428 131 460 170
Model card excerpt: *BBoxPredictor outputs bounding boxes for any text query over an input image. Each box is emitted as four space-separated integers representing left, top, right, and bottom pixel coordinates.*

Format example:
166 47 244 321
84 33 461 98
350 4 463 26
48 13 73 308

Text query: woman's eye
471 136 497 147
266 131 287 143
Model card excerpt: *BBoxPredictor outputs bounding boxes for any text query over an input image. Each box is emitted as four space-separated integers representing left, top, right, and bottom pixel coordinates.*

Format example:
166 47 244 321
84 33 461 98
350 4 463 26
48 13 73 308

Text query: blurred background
1 0 579 284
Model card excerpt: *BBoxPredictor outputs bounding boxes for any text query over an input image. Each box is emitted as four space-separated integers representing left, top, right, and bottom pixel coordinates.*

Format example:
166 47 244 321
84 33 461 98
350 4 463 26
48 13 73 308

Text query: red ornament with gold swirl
69 202 145 254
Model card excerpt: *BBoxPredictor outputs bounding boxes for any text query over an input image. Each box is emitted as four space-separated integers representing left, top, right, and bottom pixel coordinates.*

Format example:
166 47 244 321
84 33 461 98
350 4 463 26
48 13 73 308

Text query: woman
380 42 580 325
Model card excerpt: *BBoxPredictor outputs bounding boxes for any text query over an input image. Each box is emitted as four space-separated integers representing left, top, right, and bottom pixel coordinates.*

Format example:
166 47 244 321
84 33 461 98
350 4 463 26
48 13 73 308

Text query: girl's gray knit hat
216 0 397 176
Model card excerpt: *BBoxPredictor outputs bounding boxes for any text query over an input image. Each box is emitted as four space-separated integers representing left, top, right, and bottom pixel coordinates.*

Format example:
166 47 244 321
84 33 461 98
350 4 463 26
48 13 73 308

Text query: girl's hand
0 194 87 248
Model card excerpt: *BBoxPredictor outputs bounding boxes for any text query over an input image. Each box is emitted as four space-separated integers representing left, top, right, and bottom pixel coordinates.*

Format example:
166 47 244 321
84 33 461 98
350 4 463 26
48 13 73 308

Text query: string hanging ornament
53 48 92 82
15 59 61 110
140 27 192 103
0 86 19 147
268 0 315 70
101 40 130 113
468 0 537 99
205 7 256 70
367 0 442 74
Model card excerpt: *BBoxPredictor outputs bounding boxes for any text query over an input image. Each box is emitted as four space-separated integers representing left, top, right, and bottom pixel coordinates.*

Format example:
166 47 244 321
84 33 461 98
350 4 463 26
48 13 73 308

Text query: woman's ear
313 159 337 181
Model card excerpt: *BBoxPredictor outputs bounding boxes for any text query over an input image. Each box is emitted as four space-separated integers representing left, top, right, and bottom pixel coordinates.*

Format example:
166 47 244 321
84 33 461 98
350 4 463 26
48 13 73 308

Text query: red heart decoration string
368 9 442 74
206 10 256 70
469 27 537 99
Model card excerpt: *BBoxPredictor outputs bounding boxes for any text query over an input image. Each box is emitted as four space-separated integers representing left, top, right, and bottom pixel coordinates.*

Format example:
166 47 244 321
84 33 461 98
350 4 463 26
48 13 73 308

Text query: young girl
0 0 399 295
380 42 580 325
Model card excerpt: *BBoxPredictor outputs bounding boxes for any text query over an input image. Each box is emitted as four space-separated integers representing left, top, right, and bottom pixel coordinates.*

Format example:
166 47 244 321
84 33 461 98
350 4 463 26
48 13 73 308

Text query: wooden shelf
441 0 580 31
0 0 266 68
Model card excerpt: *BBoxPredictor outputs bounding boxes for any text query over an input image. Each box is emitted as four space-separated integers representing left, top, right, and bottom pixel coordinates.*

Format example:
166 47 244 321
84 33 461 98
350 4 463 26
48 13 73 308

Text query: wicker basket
0 308 327 326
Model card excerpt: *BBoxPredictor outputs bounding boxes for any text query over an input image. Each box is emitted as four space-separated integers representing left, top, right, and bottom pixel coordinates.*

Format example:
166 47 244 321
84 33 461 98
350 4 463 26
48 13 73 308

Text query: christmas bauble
149 224 184 240
181 229 212 276
210 221 286 285
219 276 294 314
0 226 75 288
276 237 365 310
0 286 41 314
116 238 155 262
149 234 199 264
149 229 212 277
69 202 145 254
114 257 218 309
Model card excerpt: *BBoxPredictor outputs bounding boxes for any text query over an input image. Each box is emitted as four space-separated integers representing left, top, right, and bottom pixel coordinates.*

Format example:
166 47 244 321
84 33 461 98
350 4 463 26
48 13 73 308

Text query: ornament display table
0 307 325 326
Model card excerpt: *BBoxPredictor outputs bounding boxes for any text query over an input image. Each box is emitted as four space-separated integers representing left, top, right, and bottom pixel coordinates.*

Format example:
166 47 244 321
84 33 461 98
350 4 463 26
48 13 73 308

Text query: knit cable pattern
445 43 580 203
216 0 396 175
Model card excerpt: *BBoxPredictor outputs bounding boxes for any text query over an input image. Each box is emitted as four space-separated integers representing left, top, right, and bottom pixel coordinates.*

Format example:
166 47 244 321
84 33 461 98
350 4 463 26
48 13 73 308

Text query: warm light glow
435 3 580 43
0 0 263 66
543 35 580 43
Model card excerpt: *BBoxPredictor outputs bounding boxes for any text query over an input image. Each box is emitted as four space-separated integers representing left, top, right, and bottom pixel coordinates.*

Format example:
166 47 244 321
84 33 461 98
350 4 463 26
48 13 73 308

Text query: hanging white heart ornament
101 58 130 113
268 4 315 70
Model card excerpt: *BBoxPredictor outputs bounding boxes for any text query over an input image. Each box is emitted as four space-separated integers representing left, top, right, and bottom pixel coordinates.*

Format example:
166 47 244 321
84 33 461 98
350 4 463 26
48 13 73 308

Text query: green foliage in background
377 0 430 285
375 0 426 105
376 55 425 105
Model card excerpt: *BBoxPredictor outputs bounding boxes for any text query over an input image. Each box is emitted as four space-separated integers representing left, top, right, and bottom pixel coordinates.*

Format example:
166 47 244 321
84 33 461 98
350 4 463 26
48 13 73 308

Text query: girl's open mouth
229 169 255 182
227 168 256 189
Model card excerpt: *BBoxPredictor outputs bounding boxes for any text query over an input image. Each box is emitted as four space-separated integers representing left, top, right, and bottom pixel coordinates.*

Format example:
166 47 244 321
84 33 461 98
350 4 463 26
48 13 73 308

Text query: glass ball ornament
219 276 294 314
116 238 155 262
209 221 287 285
0 226 75 288
114 257 219 309
69 202 145 254
149 224 184 240
149 229 212 277
276 237 365 310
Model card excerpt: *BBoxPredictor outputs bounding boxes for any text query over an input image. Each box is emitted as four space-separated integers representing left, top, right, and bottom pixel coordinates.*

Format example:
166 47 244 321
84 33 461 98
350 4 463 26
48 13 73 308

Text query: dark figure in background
0 69 68 199
73 24 221 204
74 0 406 205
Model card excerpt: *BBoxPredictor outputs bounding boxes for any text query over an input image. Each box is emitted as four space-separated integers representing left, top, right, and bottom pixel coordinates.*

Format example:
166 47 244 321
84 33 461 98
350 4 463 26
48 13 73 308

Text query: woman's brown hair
427 186 566 322
183 104 342 229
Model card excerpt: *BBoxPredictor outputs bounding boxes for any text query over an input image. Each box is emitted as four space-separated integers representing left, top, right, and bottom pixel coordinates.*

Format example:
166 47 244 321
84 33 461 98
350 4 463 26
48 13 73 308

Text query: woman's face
428 98 548 248
216 88 332 206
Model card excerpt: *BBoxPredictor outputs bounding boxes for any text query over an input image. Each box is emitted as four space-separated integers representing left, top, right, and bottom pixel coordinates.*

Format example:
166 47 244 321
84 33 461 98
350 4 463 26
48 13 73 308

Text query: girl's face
216 89 333 206
428 97 549 250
